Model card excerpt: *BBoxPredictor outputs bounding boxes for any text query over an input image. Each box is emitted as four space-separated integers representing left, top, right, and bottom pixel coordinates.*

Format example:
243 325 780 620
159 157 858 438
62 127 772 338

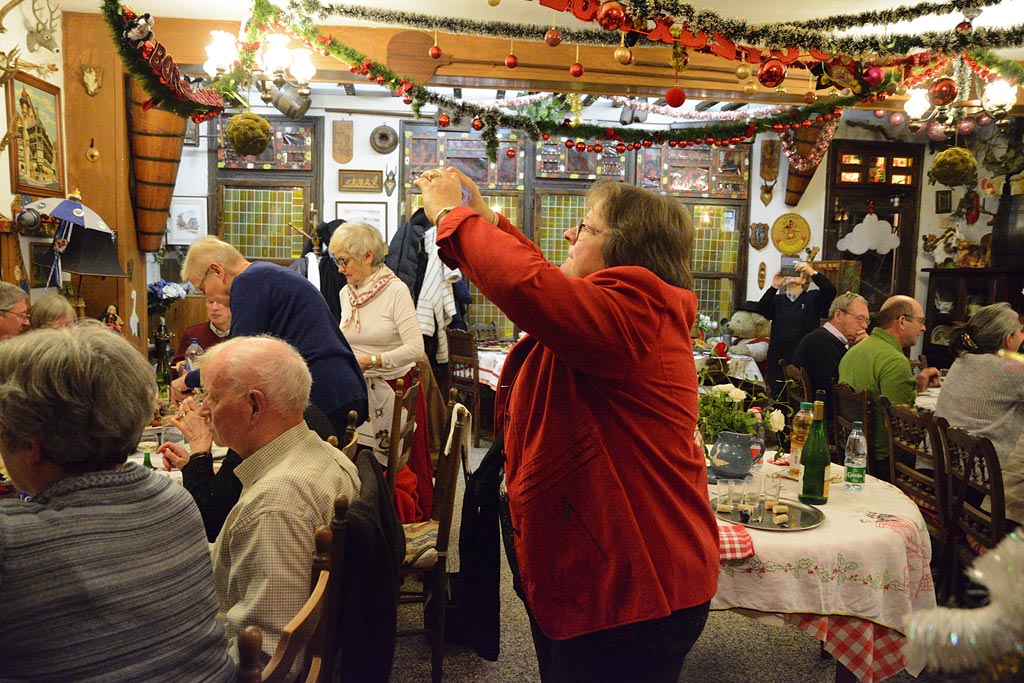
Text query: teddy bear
726 306 771 378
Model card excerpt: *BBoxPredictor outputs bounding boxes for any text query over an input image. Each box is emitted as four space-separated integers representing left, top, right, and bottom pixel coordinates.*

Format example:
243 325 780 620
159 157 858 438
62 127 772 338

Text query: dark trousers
526 601 710 683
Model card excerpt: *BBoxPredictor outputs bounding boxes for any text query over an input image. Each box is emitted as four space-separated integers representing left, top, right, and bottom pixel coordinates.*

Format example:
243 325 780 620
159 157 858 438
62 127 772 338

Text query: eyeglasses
335 255 353 267
841 310 870 324
902 314 927 325
573 222 609 240
195 267 213 295
0 307 30 321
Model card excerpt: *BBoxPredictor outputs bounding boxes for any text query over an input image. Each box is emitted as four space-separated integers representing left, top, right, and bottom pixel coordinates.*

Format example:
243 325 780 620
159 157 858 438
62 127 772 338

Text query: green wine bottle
798 399 830 506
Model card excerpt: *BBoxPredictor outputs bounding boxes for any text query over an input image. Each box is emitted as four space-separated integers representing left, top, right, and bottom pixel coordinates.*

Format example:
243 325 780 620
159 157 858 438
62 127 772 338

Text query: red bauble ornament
642 139 652 148
570 62 584 78
545 28 562 47
803 91 818 104
956 20 973 32
565 139 575 149
616 143 626 153
542 133 551 140
862 65 884 88
505 54 518 69
928 77 959 106
888 111 906 127
575 142 586 152
593 144 603 153
665 86 686 108
471 118 484 131
428 45 442 59
957 117 977 136
403 95 413 105
438 114 451 128
506 148 517 159
596 1 627 31
757 59 786 88
376 75 386 86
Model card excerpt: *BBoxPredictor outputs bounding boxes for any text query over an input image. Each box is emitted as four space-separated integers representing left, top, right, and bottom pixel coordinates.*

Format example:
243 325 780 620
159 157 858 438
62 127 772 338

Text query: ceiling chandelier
902 53 1019 139
202 30 317 119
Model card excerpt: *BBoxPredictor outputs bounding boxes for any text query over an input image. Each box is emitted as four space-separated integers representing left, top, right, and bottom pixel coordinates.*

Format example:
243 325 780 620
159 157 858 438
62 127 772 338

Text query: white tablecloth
477 349 507 391
915 387 940 412
711 464 936 633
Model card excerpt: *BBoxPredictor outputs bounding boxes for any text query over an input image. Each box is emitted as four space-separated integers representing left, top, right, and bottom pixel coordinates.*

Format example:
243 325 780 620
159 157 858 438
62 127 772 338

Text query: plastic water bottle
844 421 868 491
184 338 205 373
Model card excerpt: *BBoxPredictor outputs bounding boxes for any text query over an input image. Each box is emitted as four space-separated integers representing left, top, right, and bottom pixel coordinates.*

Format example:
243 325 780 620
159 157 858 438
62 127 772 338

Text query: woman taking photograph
415 169 717 683
328 222 432 521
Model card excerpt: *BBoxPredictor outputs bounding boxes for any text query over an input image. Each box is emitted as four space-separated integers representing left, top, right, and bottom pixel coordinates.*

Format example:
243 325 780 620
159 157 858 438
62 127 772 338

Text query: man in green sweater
838 295 941 480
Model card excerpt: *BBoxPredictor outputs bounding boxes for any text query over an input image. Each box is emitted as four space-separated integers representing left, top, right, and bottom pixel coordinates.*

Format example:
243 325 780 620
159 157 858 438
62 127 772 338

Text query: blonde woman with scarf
329 222 432 521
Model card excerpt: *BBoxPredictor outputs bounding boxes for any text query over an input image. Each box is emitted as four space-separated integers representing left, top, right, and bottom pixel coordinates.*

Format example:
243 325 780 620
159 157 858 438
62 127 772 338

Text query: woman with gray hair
329 222 431 521
935 302 1024 466
0 325 234 681
29 292 75 329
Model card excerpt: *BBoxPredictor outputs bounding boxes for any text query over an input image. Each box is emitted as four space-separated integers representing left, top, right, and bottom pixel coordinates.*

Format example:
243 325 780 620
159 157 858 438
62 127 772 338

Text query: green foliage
515 94 570 124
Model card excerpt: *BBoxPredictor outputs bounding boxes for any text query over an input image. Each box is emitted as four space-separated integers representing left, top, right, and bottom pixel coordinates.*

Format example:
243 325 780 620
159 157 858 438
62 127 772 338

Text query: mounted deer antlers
25 0 59 54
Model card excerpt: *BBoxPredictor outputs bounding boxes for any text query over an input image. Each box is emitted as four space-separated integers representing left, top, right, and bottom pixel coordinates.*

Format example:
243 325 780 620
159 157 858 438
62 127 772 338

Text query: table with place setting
126 423 229 484
709 461 937 683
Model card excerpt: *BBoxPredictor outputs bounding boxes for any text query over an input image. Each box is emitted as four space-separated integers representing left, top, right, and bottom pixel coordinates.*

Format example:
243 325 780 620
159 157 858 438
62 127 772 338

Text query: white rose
711 384 732 394
768 409 785 432
728 387 747 402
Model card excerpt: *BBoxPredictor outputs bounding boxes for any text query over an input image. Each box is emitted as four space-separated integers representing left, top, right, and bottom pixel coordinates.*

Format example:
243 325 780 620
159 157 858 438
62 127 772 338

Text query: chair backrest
468 320 498 343
832 382 873 464
386 379 421 494
431 402 469 554
883 399 950 534
779 359 812 410
446 327 479 389
935 417 1007 553
235 496 350 683
341 410 360 460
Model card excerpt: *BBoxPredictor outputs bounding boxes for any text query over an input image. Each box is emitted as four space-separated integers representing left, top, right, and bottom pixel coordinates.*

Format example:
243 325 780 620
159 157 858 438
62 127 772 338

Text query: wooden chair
398 392 469 683
883 399 953 604
385 378 421 495
832 382 874 470
778 359 812 412
468 319 498 343
340 409 360 460
236 495 350 683
934 418 1007 606
446 327 481 447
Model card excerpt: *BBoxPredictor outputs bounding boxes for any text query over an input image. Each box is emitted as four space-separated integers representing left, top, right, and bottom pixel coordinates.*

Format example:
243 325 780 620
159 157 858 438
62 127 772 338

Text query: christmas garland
296 0 1024 54
610 96 791 120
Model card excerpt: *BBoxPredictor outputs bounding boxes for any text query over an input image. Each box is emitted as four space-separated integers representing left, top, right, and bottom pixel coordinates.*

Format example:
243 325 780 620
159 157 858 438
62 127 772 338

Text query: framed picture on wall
166 197 208 245
935 190 952 214
336 201 388 241
6 71 65 198
184 118 200 147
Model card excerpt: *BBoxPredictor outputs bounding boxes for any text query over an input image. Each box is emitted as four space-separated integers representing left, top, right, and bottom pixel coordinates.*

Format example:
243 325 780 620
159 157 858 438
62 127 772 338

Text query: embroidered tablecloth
712 464 936 682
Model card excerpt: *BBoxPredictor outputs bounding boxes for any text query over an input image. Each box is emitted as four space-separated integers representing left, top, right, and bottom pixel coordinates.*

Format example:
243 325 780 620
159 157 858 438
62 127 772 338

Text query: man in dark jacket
756 260 836 400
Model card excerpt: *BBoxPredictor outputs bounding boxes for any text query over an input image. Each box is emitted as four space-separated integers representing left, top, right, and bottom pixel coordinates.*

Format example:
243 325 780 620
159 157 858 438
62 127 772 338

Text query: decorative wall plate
749 222 769 250
771 213 811 254
369 124 398 154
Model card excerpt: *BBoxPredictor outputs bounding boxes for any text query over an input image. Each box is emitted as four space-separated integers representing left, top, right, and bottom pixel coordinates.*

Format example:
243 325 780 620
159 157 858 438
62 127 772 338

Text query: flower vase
709 431 762 479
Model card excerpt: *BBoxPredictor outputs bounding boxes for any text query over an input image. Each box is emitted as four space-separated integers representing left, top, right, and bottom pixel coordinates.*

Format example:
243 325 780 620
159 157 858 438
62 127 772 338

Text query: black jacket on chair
336 448 406 683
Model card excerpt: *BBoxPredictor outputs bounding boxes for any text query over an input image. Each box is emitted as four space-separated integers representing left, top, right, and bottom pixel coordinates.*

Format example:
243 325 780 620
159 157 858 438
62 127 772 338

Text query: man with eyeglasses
792 291 870 401
0 282 30 340
839 295 942 479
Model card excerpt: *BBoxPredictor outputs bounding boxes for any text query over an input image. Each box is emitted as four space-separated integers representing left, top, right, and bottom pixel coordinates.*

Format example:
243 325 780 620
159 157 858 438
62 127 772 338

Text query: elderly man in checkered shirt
175 334 360 671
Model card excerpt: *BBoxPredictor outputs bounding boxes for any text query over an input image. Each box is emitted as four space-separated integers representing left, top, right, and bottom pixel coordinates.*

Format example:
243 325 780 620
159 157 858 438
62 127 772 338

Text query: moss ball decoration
927 146 978 187
225 112 272 157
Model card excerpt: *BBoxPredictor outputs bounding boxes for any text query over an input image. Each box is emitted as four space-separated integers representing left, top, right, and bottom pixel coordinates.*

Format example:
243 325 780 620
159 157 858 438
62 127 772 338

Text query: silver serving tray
711 496 825 532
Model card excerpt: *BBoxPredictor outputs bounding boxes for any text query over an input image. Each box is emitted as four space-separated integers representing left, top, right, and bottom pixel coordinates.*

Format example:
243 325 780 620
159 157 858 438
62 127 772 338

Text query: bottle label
844 466 866 484
822 464 830 498
788 446 802 478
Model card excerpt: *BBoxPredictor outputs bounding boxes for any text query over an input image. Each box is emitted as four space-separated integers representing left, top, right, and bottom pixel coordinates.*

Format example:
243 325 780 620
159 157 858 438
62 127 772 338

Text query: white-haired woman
329 222 431 522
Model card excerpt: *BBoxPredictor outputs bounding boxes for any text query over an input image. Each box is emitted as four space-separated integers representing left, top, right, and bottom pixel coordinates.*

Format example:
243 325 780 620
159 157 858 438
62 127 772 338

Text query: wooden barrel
127 78 186 252
784 121 827 207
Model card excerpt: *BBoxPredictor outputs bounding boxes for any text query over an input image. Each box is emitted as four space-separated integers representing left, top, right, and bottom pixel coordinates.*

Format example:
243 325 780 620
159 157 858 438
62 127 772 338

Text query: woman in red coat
417 169 718 683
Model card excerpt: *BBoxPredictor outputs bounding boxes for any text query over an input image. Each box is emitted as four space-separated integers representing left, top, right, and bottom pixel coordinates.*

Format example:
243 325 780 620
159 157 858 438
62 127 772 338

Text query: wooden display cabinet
922 267 1024 369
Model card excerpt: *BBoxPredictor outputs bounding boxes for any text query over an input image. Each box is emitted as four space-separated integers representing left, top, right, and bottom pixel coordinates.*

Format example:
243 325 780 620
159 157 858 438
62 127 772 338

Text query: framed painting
6 71 65 198
935 189 952 214
166 196 208 245
338 169 383 193
30 242 55 288
336 201 388 241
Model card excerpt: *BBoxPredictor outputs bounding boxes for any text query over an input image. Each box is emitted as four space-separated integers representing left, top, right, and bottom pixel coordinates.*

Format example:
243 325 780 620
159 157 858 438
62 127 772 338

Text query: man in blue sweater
170 236 367 435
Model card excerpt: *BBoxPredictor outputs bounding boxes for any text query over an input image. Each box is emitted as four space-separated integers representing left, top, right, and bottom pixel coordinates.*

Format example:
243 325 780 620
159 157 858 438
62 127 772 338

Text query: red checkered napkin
718 523 755 561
